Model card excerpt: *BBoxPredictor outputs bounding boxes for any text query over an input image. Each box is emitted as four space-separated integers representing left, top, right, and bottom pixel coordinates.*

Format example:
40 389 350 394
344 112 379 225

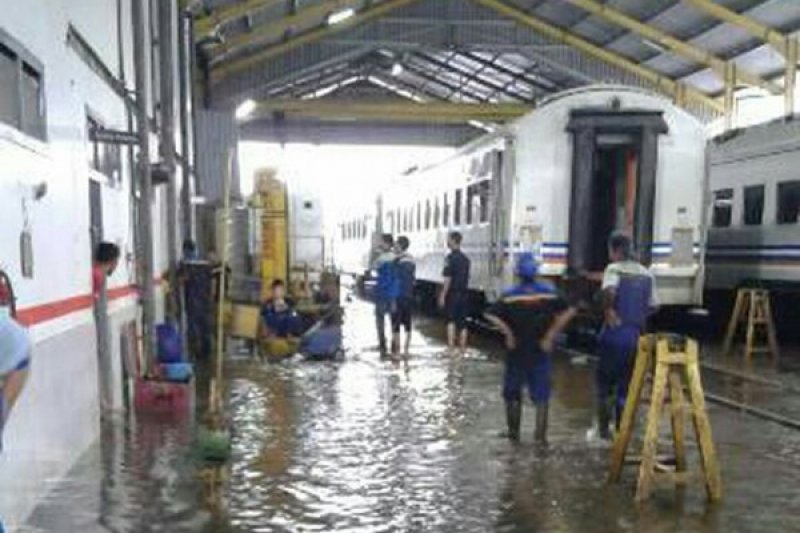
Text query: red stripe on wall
16 284 142 327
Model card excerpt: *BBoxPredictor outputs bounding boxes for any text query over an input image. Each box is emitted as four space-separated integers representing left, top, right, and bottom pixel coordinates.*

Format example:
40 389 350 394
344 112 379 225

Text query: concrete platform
21 300 800 532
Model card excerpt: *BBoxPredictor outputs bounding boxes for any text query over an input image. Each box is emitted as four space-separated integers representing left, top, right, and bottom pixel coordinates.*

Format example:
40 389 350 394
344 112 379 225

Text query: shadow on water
22 299 800 532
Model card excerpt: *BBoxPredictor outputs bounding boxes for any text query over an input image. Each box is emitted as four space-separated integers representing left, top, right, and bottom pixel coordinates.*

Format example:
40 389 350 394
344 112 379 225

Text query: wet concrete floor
21 299 800 532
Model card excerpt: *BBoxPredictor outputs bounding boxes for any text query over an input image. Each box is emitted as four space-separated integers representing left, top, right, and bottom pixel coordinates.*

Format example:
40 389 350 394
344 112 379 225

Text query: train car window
712 189 733 228
777 181 800 224
443 193 450 227
466 185 475 225
434 197 441 228
478 180 490 223
425 199 431 230
416 202 421 231
387 211 394 234
743 185 764 226
454 189 463 225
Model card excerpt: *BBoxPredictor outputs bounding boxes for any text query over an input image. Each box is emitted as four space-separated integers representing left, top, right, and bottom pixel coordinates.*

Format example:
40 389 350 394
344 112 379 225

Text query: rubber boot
597 401 612 441
505 400 521 441
534 403 549 444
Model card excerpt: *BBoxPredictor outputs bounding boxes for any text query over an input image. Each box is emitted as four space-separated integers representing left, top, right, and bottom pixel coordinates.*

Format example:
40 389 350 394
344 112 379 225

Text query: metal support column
785 39 798 117
178 8 194 241
159 0 180 319
723 62 736 131
132 0 157 371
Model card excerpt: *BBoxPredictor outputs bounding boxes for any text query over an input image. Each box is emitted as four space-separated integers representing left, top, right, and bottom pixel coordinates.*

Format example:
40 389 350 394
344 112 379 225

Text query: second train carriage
705 118 800 291
335 86 709 307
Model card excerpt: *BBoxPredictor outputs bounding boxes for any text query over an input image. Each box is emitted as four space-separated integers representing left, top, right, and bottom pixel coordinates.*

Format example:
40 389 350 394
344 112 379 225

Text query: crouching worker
260 280 302 359
484 253 576 444
300 308 344 361
0 312 32 452
595 232 657 440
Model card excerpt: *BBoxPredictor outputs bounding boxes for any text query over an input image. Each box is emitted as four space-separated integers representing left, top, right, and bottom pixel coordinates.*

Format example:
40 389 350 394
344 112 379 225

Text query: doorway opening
588 136 639 271
567 110 667 276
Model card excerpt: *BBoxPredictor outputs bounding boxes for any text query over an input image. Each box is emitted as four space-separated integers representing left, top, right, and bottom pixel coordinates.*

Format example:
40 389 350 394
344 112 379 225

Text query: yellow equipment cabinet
254 168 288 299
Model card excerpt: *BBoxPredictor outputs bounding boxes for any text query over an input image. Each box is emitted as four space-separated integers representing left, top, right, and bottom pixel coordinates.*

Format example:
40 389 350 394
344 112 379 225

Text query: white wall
0 0 174 526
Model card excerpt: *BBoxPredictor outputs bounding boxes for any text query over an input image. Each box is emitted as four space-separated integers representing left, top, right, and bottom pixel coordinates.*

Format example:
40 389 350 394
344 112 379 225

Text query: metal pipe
785 39 798 117
132 0 157 372
188 15 201 203
178 7 194 241
159 0 179 318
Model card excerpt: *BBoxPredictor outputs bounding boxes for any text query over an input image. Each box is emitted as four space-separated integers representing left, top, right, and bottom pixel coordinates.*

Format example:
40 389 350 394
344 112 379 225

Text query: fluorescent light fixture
642 38 668 54
391 62 404 76
235 99 257 120
327 7 355 25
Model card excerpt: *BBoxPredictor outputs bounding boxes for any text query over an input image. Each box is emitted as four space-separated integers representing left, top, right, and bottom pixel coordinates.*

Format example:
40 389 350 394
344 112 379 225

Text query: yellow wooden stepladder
609 335 722 502
722 288 780 362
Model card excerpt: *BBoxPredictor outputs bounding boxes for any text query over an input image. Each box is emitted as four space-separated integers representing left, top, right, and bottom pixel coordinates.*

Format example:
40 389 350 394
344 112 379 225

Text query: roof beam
471 0 723 112
238 99 532 124
566 0 782 95
409 52 535 102
402 63 488 102
210 0 421 85
194 0 285 37
207 0 364 61
683 0 789 54
459 51 560 93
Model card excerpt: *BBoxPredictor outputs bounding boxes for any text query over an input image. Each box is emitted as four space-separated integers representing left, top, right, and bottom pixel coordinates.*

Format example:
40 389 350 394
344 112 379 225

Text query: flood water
22 299 800 532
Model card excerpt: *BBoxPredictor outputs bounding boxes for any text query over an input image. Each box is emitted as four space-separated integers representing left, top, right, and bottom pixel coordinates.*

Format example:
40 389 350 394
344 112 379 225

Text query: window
0 36 46 141
743 185 764 226
712 189 733 228
387 211 395 234
425 199 431 230
477 180 490 223
466 186 475 225
87 115 122 185
434 197 441 228
454 189 463 225
777 181 800 224
416 202 421 231
0 44 17 128
443 193 450 227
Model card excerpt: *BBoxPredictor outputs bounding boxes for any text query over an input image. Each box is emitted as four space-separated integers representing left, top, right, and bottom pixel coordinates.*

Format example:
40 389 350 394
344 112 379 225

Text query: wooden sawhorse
722 288 780 362
609 334 722 502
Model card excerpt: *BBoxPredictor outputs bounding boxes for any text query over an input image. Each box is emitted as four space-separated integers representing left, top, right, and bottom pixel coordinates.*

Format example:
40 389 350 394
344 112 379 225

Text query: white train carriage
336 86 708 306
705 119 800 291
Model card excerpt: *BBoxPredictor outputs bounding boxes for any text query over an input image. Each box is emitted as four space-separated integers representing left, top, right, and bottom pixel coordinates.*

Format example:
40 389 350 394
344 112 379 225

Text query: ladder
610 334 722 502
722 288 780 362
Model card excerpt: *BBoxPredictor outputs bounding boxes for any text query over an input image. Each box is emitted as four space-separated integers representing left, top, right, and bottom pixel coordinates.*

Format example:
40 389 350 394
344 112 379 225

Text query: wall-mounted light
327 7 355 25
235 99 257 120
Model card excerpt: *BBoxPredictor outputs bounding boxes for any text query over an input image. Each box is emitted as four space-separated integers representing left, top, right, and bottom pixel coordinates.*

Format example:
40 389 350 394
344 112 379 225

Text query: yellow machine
253 168 288 300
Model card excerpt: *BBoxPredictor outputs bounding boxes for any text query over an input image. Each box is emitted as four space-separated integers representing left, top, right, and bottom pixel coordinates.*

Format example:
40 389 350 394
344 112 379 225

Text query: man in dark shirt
391 236 416 358
438 231 471 353
485 253 576 444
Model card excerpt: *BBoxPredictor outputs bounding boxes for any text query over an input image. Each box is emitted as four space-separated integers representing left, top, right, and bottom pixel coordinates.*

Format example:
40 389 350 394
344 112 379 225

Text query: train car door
566 110 668 277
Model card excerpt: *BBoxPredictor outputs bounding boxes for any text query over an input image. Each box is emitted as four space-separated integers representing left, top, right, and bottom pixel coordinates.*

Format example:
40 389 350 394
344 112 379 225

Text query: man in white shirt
595 232 657 440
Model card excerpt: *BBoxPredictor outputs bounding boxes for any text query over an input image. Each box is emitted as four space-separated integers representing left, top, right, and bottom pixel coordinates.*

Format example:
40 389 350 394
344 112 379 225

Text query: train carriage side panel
706 119 800 290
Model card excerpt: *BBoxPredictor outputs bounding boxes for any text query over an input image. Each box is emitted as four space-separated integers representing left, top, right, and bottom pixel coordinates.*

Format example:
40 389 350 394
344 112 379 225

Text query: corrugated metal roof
196 0 800 125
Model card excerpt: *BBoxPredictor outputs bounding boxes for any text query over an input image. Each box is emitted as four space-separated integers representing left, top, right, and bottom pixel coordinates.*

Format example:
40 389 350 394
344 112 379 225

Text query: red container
134 378 194 415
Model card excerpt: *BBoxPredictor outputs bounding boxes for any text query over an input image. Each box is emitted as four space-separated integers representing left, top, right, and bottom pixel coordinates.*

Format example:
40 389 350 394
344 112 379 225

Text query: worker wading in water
595 232 658 440
485 253 576 444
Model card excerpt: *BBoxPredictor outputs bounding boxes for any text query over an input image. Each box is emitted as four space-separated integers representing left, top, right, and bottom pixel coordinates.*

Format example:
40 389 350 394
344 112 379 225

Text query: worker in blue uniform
372 234 399 357
595 232 658 440
485 253 576 443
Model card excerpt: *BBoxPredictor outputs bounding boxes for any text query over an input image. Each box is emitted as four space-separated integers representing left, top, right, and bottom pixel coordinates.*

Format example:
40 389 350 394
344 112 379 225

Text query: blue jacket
373 251 400 301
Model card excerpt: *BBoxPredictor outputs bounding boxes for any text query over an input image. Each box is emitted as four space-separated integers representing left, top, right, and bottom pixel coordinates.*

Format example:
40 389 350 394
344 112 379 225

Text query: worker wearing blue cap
484 252 576 443
595 232 658 440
